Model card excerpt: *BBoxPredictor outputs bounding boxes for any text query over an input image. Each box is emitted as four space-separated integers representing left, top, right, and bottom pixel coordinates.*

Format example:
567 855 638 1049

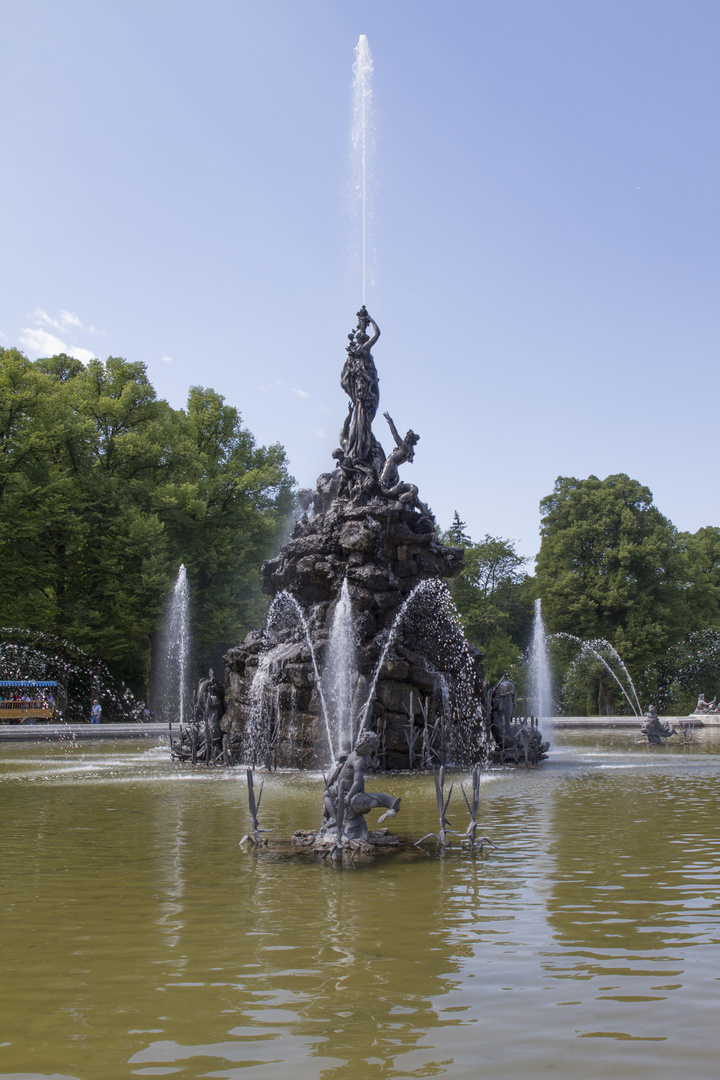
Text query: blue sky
2 1 718 562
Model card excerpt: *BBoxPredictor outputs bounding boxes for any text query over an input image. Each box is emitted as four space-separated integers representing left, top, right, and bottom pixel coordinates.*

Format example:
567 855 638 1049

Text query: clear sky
2 1 718 562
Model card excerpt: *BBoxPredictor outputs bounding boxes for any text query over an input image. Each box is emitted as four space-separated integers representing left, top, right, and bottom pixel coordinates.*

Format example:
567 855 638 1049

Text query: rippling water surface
1 729 719 1079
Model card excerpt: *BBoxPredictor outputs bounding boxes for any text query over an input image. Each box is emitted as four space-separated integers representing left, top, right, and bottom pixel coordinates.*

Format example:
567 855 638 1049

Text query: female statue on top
340 306 382 469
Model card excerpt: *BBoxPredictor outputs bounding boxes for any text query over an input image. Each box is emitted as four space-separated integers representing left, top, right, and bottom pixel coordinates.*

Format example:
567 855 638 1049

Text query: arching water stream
2 729 720 1078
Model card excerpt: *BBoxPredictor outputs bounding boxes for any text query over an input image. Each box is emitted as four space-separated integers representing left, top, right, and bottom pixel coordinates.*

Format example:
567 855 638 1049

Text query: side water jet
528 599 553 738
323 579 359 754
159 564 192 725
0 626 144 721
555 633 642 716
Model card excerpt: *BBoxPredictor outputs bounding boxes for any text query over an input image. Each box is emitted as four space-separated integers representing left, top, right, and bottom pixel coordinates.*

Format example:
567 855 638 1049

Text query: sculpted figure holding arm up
379 411 430 515
340 307 381 466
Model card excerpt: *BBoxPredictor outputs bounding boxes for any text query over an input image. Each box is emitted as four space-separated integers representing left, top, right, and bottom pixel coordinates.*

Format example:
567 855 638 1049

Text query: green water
1 730 719 1079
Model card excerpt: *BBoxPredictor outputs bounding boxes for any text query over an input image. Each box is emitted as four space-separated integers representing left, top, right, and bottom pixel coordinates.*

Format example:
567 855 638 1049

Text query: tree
678 527 720 632
445 511 471 548
441 519 532 682
160 385 294 665
0 348 294 700
536 474 686 698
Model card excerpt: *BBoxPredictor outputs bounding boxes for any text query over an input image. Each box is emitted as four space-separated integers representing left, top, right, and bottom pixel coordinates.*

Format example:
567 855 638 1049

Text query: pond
1 729 719 1079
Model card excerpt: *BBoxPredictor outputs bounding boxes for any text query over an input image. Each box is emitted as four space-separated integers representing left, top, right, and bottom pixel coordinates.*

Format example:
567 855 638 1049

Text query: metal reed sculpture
239 769 270 847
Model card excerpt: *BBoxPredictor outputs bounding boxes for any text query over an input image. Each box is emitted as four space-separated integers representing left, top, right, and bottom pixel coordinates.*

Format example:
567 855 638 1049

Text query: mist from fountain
352 33 374 303
0 626 144 721
528 599 553 737
357 578 487 762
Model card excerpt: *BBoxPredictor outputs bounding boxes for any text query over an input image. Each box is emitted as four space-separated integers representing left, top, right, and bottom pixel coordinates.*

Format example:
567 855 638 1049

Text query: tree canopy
535 473 720 713
442 516 533 683
0 348 293 697
535 474 684 674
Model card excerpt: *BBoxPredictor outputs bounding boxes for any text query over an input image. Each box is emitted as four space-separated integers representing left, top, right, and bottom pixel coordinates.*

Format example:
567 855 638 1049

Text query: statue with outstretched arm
340 307 381 467
378 411 430 515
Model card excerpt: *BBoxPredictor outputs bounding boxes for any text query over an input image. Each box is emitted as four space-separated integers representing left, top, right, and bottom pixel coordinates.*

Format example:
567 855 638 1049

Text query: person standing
90 699 102 725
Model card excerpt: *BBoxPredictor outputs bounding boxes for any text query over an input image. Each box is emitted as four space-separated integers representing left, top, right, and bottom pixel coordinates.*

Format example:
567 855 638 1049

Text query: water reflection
1 736 720 1078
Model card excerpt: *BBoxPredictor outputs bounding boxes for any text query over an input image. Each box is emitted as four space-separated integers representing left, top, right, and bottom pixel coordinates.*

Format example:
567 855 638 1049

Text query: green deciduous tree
678 526 720 632
536 474 690 709
442 515 533 682
0 347 293 700
160 385 293 663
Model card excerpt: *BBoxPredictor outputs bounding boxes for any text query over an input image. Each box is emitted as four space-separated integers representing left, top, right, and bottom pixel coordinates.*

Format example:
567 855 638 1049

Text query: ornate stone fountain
173 308 547 769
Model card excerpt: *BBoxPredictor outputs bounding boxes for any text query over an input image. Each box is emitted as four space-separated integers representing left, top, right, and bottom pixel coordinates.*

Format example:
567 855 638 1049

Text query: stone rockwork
222 491 477 768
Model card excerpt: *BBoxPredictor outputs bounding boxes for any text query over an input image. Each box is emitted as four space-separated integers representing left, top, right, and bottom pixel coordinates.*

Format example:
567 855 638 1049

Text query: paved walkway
0 717 706 742
553 715 711 728
0 722 172 741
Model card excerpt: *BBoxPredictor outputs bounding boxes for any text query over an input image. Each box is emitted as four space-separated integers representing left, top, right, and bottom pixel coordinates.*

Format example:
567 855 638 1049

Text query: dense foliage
0 348 293 697
6 344 719 722
535 475 720 714
443 512 534 683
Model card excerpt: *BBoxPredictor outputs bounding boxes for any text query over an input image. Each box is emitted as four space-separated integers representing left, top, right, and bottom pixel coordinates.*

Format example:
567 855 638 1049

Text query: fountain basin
2 732 720 1077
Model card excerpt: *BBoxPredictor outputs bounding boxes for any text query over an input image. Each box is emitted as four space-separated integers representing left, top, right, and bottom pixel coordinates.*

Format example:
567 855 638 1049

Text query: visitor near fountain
90 699 101 724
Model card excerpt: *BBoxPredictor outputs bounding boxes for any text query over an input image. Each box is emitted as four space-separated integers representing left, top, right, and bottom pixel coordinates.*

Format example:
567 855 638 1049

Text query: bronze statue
320 730 401 842
340 307 383 468
195 669 226 754
488 677 548 763
490 677 516 743
379 411 430 515
641 705 676 744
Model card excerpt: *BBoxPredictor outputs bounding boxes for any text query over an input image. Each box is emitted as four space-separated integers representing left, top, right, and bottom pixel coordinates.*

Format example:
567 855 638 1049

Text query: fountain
528 598 553 738
556 632 643 716
156 30 549 770
218 307 547 769
172 37 547 770
0 625 144 722
155 564 192 725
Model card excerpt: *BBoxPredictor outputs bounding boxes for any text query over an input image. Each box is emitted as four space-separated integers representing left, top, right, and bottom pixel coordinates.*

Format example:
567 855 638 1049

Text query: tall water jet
352 34 374 303
323 579 359 755
159 565 192 725
529 599 553 735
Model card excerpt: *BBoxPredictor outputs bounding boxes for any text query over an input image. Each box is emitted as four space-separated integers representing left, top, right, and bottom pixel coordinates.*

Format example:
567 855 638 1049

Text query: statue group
305 307 430 518
488 677 549 764
694 693 720 715
171 669 227 764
